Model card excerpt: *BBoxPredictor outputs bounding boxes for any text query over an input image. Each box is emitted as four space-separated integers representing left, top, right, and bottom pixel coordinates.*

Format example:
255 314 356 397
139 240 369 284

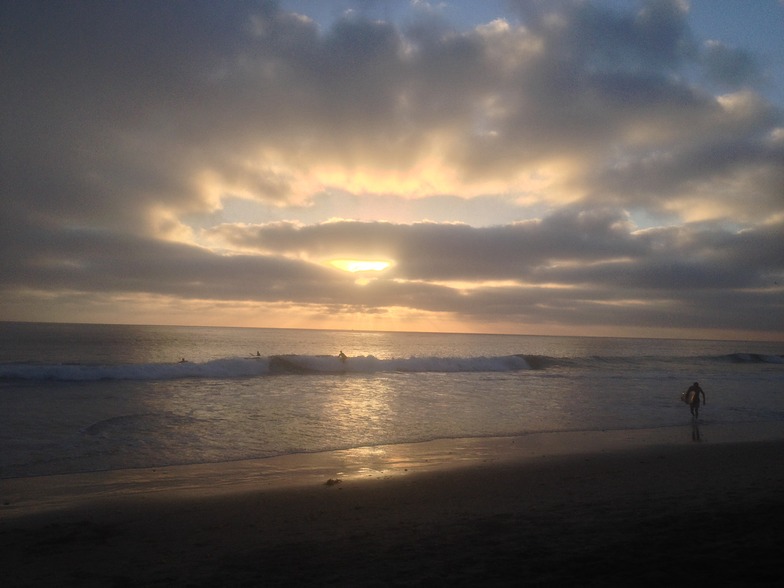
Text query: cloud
1 214 782 336
1 0 783 338
3 204 782 333
205 210 783 287
702 39 763 87
6 1 781 218
206 208 643 280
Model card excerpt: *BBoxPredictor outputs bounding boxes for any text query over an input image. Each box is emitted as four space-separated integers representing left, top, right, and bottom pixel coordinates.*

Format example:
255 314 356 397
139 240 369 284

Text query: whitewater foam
2 350 782 382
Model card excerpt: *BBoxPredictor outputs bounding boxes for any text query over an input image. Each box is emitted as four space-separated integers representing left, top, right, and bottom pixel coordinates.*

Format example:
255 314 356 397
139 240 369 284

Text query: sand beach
3 424 784 587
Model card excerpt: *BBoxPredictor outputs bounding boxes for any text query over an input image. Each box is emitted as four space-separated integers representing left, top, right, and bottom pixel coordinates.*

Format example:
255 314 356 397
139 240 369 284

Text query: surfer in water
338 350 347 363
686 381 705 419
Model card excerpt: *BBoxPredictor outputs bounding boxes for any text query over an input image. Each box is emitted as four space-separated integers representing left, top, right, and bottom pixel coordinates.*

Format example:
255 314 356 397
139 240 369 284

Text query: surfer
686 381 705 419
338 350 347 363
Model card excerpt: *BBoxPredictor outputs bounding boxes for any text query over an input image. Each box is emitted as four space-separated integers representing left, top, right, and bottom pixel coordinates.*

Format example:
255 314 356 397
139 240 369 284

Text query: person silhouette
338 350 347 363
686 381 706 419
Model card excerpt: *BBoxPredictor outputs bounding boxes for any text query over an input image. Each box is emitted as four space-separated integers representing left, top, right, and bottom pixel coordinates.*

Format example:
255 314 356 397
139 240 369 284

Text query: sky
2 0 783 341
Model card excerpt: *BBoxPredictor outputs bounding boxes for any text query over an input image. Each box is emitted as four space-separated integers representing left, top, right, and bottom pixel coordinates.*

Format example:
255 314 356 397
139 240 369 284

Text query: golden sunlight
330 259 391 272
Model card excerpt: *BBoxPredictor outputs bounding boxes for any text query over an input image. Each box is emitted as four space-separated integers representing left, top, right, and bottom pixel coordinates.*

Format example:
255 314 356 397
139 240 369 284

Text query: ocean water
1 322 782 479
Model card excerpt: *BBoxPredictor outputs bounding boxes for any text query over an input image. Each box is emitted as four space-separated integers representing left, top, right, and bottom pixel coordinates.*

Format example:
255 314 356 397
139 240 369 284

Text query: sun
329 259 392 272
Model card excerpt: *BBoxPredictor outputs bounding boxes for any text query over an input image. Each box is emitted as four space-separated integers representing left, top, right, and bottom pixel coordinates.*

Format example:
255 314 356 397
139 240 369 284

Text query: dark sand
2 425 784 587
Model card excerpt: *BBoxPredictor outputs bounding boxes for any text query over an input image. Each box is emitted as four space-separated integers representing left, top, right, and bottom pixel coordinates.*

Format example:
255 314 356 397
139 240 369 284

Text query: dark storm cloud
1 0 783 336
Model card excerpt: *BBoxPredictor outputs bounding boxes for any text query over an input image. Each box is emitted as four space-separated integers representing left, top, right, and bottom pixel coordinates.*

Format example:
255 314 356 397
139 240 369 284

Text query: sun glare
330 259 391 272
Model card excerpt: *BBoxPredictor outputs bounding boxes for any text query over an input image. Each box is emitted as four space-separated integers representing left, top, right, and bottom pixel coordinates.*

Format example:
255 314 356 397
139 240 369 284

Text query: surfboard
681 390 694 404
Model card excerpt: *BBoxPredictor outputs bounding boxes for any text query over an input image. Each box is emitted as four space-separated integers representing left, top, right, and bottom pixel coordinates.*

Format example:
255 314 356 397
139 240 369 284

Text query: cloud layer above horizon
2 0 783 339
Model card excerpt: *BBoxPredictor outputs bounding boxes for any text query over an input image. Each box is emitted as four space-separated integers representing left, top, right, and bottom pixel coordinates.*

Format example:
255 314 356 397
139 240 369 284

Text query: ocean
1 322 782 479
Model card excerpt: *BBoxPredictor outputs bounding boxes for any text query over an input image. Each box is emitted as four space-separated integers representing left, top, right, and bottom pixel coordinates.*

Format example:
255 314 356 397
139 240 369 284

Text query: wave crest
1 350 780 382
0 354 532 381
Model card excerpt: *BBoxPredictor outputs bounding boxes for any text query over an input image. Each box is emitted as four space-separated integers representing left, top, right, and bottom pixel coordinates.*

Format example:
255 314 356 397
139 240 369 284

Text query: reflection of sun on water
319 377 404 479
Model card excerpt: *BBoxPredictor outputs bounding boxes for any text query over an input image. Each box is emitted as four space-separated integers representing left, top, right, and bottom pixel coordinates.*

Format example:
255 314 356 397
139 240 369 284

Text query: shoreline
3 421 784 517
3 423 784 586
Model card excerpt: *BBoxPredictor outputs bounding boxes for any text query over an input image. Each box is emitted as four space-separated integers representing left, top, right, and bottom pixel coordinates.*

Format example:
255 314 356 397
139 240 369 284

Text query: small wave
0 357 272 382
0 354 532 381
1 350 780 382
721 353 784 365
83 412 199 436
270 354 532 374
517 354 571 370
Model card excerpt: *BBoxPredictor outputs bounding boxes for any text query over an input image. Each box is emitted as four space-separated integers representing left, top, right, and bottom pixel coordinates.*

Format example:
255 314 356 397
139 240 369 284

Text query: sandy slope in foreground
2 426 784 587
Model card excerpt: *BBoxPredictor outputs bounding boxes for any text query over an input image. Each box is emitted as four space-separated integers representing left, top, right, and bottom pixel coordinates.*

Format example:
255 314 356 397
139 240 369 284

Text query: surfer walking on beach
686 381 705 419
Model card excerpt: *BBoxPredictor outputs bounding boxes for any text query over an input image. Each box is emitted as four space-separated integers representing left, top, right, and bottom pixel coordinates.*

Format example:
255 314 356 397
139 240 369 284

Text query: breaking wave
0 351 780 382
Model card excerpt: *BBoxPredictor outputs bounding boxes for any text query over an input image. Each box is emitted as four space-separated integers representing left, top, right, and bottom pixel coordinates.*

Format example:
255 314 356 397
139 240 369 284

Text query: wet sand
2 424 784 586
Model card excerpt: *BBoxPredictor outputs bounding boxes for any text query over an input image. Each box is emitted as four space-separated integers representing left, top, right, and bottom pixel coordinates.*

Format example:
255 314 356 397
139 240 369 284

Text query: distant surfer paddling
685 381 706 419
338 350 347 364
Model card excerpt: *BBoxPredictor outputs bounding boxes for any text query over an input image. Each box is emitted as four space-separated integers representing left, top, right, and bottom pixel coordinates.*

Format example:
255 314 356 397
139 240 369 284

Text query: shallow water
1 323 782 478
